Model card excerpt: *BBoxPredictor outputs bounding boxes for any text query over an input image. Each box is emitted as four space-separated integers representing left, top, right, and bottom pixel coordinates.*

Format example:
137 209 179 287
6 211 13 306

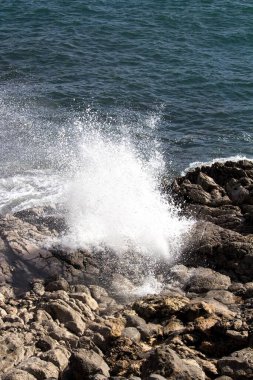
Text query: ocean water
0 1 252 258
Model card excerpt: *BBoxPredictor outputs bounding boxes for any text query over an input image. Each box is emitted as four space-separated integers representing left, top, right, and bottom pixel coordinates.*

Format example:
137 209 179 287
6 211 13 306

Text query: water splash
63 127 193 261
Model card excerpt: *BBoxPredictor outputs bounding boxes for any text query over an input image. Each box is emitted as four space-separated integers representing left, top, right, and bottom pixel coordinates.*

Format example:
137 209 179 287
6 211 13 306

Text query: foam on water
0 170 64 215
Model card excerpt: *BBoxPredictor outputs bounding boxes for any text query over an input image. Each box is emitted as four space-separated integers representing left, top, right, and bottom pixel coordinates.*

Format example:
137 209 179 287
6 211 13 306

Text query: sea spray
62 128 193 262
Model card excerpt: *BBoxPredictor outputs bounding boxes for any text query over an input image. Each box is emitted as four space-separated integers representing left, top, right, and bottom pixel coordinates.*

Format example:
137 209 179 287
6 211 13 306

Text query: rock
197 172 221 192
163 317 185 336
133 294 189 321
226 179 249 204
0 334 27 373
1 369 37 380
89 285 109 301
45 278 69 292
39 347 70 371
185 221 253 282
244 282 253 298
217 348 253 379
103 317 126 338
32 281 45 296
141 346 205 379
125 311 161 340
44 301 86 335
18 357 59 380
0 213 97 291
185 268 231 293
35 336 56 352
69 292 98 311
147 375 168 380
206 290 237 305
68 348 110 379
122 327 141 343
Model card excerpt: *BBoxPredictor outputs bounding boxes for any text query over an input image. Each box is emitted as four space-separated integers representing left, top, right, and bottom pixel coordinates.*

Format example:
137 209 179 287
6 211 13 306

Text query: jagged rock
205 290 237 305
35 336 56 352
185 221 253 282
18 357 59 379
69 292 98 311
217 348 253 379
39 347 70 371
124 311 162 340
141 345 205 379
184 267 231 293
68 348 110 379
45 278 69 292
89 285 109 301
44 301 86 335
133 294 189 321
1 369 37 380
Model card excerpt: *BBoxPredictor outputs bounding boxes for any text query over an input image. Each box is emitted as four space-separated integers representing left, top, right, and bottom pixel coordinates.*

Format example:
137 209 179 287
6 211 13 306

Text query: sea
0 1 253 261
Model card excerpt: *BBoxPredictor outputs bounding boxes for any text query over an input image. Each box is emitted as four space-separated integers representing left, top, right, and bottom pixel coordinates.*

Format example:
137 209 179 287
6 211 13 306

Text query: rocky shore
0 160 253 380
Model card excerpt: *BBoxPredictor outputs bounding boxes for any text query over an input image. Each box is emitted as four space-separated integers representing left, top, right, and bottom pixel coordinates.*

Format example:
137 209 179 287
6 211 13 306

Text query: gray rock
2 370 37 380
185 267 231 293
45 278 69 292
69 292 98 311
44 301 86 335
122 327 141 343
89 285 108 301
141 345 205 379
217 347 253 379
39 347 70 371
206 290 236 305
68 348 110 379
18 357 59 380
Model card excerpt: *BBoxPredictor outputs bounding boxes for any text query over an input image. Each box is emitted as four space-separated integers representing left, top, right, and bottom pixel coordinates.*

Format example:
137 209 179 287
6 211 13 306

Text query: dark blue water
0 1 253 181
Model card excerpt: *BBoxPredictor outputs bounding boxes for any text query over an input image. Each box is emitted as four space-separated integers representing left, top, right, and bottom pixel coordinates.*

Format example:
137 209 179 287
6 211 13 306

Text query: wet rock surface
1 160 253 379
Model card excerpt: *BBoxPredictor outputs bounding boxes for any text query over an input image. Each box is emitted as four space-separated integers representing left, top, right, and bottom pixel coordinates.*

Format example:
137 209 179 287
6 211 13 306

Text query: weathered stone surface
44 301 86 335
141 346 205 379
39 347 70 370
1 369 37 380
133 294 189 321
18 357 59 380
184 221 253 282
185 267 231 293
68 349 110 379
217 348 253 379
122 327 141 343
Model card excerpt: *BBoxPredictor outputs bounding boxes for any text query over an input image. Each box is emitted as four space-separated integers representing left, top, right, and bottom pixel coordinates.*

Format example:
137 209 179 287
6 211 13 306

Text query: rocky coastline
0 160 253 380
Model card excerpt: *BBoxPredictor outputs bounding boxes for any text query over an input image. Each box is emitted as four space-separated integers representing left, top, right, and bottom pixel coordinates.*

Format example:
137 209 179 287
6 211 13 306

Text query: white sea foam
0 170 64 215
62 129 193 260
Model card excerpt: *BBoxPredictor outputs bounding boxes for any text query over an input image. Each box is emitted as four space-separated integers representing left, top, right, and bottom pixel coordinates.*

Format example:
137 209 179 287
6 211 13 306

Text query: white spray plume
63 130 192 259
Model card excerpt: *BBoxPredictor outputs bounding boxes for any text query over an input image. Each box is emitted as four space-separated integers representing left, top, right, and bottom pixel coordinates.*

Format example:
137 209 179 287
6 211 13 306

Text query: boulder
44 301 86 335
141 346 205 379
18 357 59 380
133 294 189 321
1 370 37 380
184 267 231 293
217 348 253 379
68 349 110 379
